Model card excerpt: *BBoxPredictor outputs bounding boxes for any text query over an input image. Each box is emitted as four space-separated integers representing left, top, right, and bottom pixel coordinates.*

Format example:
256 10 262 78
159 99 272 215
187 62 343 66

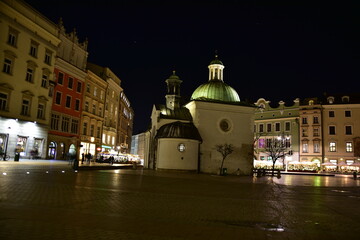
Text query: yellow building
0 0 60 159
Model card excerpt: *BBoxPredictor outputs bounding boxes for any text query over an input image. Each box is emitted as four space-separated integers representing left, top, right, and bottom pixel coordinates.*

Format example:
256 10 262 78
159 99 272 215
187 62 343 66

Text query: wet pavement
1 160 360 239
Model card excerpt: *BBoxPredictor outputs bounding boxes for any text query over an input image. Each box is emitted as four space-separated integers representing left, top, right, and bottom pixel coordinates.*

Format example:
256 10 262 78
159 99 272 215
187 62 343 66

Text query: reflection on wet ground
271 174 360 187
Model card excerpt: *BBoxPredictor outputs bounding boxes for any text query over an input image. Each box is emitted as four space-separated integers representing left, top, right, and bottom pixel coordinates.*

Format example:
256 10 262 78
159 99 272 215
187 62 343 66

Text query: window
329 126 336 135
83 122 88 135
7 27 18 47
94 87 97 97
259 124 264 133
329 111 335 117
86 84 90 93
97 126 101 138
302 117 308 125
75 99 80 111
29 40 39 57
44 49 52 65
0 92 8 111
345 126 352 135
267 123 272 132
302 142 308 153
70 119 79 134
329 142 336 152
313 128 320 137
266 138 272 148
55 92 62 105
58 72 64 85
61 116 70 132
76 82 82 92
37 103 45 119
92 104 96 114
21 99 30 116
25 67 34 83
302 128 308 137
3 58 13 74
65 96 71 108
275 122 280 132
178 143 185 152
68 77 73 89
285 122 291 131
313 116 319 124
345 110 351 117
314 142 320 153
285 138 291 148
51 114 60 130
84 101 89 112
346 142 353 152
90 125 94 136
41 73 48 88
258 138 265 148
220 119 231 132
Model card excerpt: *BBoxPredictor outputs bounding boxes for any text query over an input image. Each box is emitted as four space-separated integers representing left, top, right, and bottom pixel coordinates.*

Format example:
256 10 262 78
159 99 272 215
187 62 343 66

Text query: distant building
299 98 323 166
0 0 60 159
322 94 360 169
79 70 107 158
48 19 88 160
144 55 255 175
253 98 300 167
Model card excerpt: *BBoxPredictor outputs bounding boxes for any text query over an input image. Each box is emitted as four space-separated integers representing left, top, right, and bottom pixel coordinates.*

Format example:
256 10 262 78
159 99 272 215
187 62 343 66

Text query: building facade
253 98 300 168
0 0 60 159
118 91 133 153
48 20 88 160
79 70 107 159
322 94 360 169
299 98 323 166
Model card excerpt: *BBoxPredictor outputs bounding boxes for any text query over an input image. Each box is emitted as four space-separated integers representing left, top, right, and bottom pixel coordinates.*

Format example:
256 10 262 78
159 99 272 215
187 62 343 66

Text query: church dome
191 80 240 102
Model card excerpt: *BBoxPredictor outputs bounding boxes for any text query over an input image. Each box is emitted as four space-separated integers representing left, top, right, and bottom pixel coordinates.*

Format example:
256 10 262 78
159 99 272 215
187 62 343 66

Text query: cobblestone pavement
1 161 360 240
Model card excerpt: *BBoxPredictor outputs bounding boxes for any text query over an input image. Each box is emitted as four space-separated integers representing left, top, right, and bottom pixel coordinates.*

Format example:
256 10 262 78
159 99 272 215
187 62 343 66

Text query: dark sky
24 0 359 134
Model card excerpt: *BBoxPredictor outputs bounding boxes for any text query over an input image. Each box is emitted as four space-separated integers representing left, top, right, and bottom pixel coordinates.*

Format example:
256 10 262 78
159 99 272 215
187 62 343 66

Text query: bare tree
215 143 234 175
262 137 288 176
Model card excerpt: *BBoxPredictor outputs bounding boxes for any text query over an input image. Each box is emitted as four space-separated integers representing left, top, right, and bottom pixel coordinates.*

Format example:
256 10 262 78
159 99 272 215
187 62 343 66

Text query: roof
190 79 240 103
209 55 223 65
155 105 193 121
155 121 202 142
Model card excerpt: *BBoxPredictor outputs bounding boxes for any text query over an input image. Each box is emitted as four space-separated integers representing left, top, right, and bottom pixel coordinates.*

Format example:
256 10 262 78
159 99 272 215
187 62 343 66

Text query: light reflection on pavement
272 174 360 187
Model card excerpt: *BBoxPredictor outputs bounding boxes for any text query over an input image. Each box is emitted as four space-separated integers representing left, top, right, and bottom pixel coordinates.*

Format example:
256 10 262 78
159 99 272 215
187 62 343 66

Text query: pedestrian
353 171 357 180
81 153 84 164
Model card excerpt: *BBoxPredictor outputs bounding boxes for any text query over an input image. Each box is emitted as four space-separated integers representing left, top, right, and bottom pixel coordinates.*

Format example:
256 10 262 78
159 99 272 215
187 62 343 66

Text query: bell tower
165 71 182 110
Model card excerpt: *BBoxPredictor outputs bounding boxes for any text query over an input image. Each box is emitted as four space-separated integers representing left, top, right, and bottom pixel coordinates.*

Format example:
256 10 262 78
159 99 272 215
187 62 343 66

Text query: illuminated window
178 143 185 152
346 142 353 152
329 142 336 152
314 142 320 153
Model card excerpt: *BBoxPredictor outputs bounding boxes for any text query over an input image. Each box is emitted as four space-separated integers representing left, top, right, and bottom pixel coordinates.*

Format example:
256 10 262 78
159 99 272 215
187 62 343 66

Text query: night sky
24 0 359 134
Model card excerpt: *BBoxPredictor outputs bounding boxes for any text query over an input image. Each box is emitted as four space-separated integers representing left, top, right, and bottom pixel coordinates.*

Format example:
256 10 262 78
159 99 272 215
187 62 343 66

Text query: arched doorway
48 141 57 159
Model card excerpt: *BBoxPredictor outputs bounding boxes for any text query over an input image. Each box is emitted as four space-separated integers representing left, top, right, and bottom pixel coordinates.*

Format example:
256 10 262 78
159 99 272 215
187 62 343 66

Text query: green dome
191 80 240 103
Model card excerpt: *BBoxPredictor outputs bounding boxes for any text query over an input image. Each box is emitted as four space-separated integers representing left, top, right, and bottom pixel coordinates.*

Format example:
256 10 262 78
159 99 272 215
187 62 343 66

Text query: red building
47 21 88 160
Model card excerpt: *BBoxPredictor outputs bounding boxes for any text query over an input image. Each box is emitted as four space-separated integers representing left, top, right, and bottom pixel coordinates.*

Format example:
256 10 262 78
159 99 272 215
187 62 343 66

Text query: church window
220 119 231 132
178 143 185 152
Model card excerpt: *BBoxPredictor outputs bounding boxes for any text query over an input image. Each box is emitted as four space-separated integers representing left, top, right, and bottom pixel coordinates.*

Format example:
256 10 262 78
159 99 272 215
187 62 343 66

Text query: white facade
157 138 199 171
186 101 255 174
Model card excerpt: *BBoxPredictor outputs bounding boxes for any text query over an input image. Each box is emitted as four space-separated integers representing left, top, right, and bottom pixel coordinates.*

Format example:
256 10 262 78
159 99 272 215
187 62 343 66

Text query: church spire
208 52 225 81
165 71 183 110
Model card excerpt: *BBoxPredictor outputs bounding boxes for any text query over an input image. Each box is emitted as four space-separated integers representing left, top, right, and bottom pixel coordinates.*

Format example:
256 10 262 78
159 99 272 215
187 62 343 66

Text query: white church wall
157 138 199 171
186 101 255 175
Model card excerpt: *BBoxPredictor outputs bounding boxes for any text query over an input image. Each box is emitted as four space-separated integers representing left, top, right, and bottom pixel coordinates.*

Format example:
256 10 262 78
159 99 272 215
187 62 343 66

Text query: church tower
208 54 225 81
165 71 182 110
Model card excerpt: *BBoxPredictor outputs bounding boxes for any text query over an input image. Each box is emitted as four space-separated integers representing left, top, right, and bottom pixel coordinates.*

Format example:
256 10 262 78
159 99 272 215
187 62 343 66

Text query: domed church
144 55 255 175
